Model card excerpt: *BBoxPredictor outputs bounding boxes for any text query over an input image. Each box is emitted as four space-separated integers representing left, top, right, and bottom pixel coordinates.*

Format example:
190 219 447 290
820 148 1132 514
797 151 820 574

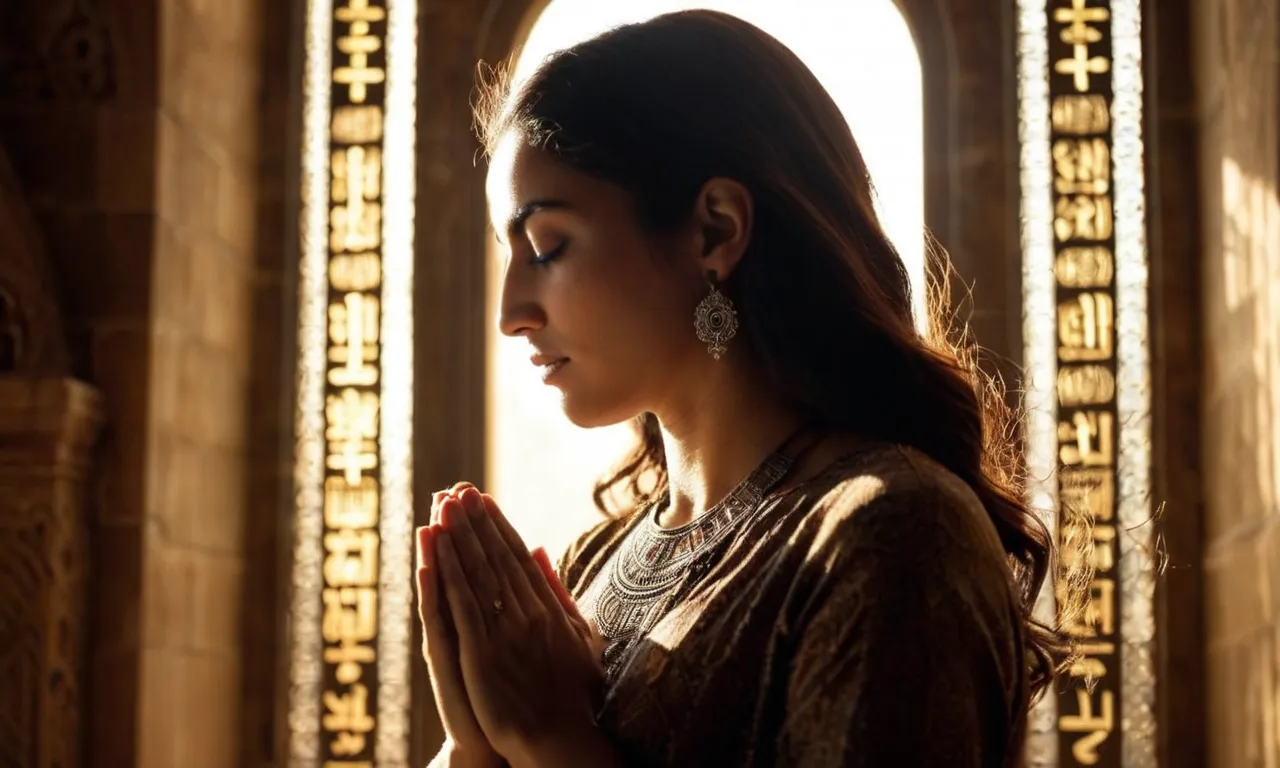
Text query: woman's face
486 133 707 428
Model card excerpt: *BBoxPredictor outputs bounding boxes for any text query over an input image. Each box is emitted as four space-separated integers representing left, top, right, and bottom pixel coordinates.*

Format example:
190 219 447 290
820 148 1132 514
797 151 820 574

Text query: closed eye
531 241 567 266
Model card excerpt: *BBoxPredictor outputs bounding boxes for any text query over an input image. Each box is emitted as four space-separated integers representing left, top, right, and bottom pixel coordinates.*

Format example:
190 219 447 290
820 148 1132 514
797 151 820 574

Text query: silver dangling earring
694 271 738 360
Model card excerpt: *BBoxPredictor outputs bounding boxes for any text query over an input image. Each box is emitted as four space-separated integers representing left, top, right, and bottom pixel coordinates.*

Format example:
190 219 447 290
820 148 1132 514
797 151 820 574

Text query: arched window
486 1 923 556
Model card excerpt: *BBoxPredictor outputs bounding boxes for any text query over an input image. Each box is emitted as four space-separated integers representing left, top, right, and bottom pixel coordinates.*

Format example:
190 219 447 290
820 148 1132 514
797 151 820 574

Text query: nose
496 261 546 338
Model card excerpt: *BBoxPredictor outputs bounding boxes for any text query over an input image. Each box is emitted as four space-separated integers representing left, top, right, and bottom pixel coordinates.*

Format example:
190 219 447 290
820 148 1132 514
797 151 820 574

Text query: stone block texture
1195 0 1280 762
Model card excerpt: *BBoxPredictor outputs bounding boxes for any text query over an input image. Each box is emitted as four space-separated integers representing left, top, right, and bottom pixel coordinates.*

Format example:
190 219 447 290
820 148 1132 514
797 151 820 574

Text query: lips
529 354 568 368
530 353 570 382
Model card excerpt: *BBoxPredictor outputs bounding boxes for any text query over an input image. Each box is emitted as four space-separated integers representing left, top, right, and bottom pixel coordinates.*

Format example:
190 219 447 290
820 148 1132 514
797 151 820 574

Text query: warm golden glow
1016 2 1061 761
486 0 924 561
1111 0 1157 763
290 0 417 765
1019 0 1154 765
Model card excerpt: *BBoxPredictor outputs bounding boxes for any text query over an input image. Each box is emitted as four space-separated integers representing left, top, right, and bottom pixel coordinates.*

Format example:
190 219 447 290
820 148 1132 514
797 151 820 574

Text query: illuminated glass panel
1018 0 1154 765
290 1 417 765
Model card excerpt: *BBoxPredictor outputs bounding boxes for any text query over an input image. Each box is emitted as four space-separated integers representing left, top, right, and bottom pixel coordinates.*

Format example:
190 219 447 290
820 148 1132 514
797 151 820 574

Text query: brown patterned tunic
557 444 1029 767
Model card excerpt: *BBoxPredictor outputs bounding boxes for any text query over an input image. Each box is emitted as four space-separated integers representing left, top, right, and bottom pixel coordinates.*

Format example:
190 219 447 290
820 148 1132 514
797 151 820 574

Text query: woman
415 9 1077 767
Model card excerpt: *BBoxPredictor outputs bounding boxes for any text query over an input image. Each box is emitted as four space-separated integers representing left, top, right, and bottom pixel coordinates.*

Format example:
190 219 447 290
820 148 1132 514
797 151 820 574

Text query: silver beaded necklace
584 427 817 685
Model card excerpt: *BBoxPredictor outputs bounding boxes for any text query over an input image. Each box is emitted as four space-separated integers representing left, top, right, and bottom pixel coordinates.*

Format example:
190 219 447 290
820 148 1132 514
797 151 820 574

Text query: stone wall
0 0 268 764
136 0 261 765
1194 0 1280 761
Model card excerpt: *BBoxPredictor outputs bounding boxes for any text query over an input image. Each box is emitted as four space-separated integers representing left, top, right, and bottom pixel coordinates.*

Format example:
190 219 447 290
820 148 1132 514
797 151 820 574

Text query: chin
556 388 641 430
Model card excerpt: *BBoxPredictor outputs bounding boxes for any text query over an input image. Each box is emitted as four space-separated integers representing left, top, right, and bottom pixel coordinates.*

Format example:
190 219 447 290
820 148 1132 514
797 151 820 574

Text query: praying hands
416 485 618 767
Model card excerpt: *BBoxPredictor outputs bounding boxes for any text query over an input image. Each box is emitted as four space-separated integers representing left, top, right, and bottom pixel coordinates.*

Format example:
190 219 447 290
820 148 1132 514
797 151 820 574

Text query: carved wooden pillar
0 377 100 768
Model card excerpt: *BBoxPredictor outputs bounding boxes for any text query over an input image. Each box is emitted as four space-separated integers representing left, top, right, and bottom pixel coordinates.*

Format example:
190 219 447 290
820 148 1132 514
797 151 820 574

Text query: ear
692 177 753 282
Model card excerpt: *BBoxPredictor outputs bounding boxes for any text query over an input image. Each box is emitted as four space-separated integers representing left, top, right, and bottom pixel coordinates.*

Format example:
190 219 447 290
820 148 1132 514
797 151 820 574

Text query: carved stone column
0 377 101 768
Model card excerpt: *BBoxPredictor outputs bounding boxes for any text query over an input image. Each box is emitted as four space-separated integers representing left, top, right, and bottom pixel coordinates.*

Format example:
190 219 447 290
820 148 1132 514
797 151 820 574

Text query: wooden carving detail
0 502 72 768
0 379 99 768
0 502 44 764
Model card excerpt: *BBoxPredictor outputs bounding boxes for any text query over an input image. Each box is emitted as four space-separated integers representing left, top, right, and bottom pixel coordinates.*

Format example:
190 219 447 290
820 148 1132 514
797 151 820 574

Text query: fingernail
430 491 446 525
440 499 462 528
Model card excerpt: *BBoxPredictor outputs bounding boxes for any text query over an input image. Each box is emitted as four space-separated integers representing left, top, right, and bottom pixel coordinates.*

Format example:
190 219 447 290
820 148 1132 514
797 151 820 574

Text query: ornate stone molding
0 377 101 768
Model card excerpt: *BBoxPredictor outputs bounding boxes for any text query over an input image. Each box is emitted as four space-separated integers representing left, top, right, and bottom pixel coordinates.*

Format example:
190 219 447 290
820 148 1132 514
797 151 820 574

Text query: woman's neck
652 357 804 529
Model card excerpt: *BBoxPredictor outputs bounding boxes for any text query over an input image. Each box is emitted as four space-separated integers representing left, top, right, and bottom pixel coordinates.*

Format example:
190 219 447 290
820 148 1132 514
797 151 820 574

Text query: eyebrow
497 199 571 244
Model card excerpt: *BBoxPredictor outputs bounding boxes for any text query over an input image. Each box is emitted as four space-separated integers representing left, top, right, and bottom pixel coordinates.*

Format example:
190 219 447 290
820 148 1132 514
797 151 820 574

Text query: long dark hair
476 9 1081 698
